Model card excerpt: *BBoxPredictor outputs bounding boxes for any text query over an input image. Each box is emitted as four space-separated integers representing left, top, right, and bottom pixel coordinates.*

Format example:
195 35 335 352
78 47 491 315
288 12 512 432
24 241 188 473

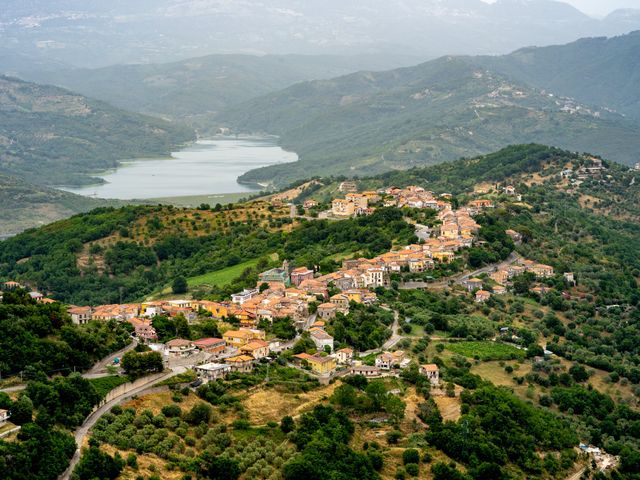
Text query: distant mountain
0 76 194 186
19 54 424 126
1 0 638 68
218 56 640 187
474 30 640 122
0 175 107 236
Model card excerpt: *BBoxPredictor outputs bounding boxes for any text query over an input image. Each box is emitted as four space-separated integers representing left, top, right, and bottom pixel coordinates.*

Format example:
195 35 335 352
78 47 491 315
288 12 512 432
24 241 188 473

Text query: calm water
59 138 297 199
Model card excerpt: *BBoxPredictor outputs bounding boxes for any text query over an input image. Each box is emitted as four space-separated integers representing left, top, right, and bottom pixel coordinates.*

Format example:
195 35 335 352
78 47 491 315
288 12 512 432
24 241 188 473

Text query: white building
310 328 334 352
0 409 10 425
195 363 232 382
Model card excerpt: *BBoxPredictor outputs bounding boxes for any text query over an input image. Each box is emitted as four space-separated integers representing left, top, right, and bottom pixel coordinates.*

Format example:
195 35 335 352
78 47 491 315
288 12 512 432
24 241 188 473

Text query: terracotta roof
166 338 193 347
225 355 254 363
421 364 439 372
193 338 225 347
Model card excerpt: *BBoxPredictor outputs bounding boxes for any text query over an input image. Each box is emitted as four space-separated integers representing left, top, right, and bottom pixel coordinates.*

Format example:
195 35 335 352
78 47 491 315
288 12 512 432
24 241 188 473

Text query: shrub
405 463 419 476
403 449 420 465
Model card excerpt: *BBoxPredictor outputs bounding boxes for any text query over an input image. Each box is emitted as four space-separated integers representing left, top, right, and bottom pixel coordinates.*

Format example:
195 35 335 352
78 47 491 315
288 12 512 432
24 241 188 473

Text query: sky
482 0 640 17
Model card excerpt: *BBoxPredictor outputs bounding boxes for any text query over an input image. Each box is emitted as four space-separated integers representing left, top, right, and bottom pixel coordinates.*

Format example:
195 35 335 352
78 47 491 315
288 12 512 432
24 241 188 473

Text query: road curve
59 367 185 480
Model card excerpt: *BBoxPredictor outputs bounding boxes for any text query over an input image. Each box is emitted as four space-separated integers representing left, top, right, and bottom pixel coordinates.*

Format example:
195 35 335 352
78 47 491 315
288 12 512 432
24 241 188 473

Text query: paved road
455 252 521 285
60 367 186 480
87 338 138 374
361 311 402 356
1 341 138 393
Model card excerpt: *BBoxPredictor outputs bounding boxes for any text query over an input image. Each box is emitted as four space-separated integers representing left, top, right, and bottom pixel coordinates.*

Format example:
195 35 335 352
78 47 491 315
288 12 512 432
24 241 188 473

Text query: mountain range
473 30 640 122
16 54 423 126
1 0 639 68
218 54 640 187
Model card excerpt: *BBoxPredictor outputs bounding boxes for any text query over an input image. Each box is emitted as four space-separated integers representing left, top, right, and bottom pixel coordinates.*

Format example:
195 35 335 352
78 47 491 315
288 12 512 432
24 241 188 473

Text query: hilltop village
2 147 637 480
2 183 556 383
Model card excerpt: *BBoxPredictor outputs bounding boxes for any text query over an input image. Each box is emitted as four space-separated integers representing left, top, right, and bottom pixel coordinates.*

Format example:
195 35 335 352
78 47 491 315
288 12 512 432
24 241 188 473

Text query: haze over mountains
19 55 423 126
1 0 639 69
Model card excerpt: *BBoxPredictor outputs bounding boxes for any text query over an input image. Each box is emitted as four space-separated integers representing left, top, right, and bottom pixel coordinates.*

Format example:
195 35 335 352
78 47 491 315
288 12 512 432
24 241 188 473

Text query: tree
185 403 212 425
10 395 33 425
365 380 388 411
431 462 470 480
172 276 188 294
73 446 124 480
121 351 163 378
281 415 295 433
569 364 589 383
198 452 240 480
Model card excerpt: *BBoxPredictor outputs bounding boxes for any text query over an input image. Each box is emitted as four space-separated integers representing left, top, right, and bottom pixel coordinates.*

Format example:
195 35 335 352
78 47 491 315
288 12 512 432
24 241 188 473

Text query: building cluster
331 191 379 217
560 157 607 183
381 185 450 210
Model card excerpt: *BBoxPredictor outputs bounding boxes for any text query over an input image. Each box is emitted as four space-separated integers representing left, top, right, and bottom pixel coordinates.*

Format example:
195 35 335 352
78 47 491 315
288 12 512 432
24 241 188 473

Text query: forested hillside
475 30 640 122
0 76 194 187
219 58 640 187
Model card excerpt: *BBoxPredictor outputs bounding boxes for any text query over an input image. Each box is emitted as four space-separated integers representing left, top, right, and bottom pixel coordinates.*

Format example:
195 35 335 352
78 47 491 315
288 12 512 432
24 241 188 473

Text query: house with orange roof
128 318 158 342
68 306 93 325
165 338 196 357
335 348 354 365
290 267 314 286
345 193 368 209
293 353 336 375
193 338 226 356
240 340 270 359
420 364 440 385
224 355 255 373
317 302 338 319
223 329 265 347
475 290 491 303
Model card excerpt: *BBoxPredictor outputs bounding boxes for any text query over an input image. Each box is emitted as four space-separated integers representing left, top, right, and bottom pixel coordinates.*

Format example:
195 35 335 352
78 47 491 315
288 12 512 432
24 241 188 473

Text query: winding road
59 366 186 480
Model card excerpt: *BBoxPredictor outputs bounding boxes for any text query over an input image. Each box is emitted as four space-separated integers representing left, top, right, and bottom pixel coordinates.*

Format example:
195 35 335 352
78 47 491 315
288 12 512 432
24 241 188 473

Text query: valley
1 4 640 479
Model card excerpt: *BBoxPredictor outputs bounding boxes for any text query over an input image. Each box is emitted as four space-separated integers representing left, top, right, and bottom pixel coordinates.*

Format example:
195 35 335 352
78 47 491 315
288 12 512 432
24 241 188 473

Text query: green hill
0 75 195 187
474 30 640 122
218 57 640 188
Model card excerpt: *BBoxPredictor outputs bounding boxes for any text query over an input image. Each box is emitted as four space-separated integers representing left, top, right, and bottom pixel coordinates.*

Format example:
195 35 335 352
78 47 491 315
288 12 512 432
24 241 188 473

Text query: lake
59 137 297 200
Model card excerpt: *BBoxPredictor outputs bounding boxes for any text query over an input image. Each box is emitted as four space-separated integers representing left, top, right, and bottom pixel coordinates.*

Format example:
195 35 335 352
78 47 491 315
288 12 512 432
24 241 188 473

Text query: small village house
464 278 483 292
194 363 231 382
332 198 356 217
0 409 10 426
294 353 336 375
225 355 255 373
420 364 440 385
349 365 381 377
290 267 314 286
68 306 93 325
335 348 354 365
475 290 491 303
310 328 334 352
317 302 338 320
223 329 265 347
240 340 270 360
165 339 196 357
193 338 226 356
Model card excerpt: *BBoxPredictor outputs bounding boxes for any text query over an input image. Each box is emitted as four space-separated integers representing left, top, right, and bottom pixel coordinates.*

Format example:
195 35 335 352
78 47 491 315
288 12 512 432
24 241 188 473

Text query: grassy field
187 258 261 288
445 341 525 361
89 375 130 398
